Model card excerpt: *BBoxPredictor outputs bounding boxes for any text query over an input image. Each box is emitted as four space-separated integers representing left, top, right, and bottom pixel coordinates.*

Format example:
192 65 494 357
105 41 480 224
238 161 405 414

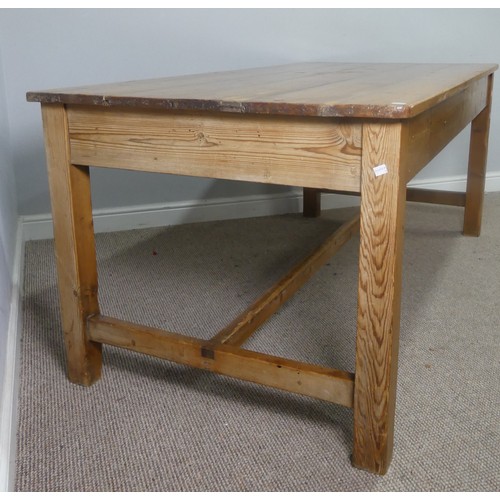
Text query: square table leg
463 74 494 236
352 121 408 474
303 187 322 217
41 103 102 386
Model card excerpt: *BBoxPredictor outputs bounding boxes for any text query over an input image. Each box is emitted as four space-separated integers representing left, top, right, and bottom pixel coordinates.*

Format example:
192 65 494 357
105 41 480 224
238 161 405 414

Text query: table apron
66 105 362 192
406 75 489 182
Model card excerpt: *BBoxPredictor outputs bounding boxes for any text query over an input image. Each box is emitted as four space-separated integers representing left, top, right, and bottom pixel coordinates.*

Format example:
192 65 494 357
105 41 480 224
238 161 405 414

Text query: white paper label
373 164 388 177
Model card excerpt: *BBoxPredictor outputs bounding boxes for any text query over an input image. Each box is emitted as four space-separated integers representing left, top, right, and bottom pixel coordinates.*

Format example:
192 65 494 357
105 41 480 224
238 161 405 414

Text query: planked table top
26 62 497 119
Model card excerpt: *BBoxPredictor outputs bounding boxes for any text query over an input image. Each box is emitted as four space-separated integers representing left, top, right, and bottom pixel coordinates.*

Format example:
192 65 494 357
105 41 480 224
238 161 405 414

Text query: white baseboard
21 171 500 241
408 170 500 192
0 221 24 492
22 189 361 241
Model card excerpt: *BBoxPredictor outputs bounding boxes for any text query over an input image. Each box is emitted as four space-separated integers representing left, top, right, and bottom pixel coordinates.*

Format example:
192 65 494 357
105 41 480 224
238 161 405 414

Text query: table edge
26 64 498 119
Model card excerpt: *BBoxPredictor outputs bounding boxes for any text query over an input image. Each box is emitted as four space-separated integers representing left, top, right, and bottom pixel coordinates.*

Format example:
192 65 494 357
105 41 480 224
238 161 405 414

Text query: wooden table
27 62 497 475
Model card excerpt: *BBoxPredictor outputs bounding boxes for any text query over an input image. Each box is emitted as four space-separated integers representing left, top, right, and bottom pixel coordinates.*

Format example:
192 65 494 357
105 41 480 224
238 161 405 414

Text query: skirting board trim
21 171 500 242
0 221 24 492
22 190 359 241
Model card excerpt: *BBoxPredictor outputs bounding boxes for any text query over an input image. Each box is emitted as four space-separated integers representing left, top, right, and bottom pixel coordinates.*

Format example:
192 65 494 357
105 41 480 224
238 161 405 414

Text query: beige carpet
15 195 500 491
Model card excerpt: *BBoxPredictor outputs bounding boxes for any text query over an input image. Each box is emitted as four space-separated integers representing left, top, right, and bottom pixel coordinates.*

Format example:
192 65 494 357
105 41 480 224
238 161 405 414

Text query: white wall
0 46 18 404
0 9 498 218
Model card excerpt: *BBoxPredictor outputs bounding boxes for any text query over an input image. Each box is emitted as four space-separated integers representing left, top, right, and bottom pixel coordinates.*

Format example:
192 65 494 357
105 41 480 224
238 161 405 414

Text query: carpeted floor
15 195 500 491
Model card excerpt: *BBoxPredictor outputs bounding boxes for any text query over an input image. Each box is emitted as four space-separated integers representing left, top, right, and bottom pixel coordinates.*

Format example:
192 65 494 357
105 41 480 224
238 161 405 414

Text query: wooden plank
320 187 466 207
41 103 102 386
352 121 408 475
463 74 494 236
406 76 489 182
67 106 362 192
27 62 497 118
87 315 355 407
211 214 360 347
303 188 322 217
406 188 465 206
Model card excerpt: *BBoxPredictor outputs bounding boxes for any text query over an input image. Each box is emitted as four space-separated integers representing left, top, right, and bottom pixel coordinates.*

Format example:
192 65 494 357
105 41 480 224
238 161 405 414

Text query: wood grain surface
41 103 102 386
67 106 362 191
88 315 355 408
27 62 497 118
352 121 408 474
